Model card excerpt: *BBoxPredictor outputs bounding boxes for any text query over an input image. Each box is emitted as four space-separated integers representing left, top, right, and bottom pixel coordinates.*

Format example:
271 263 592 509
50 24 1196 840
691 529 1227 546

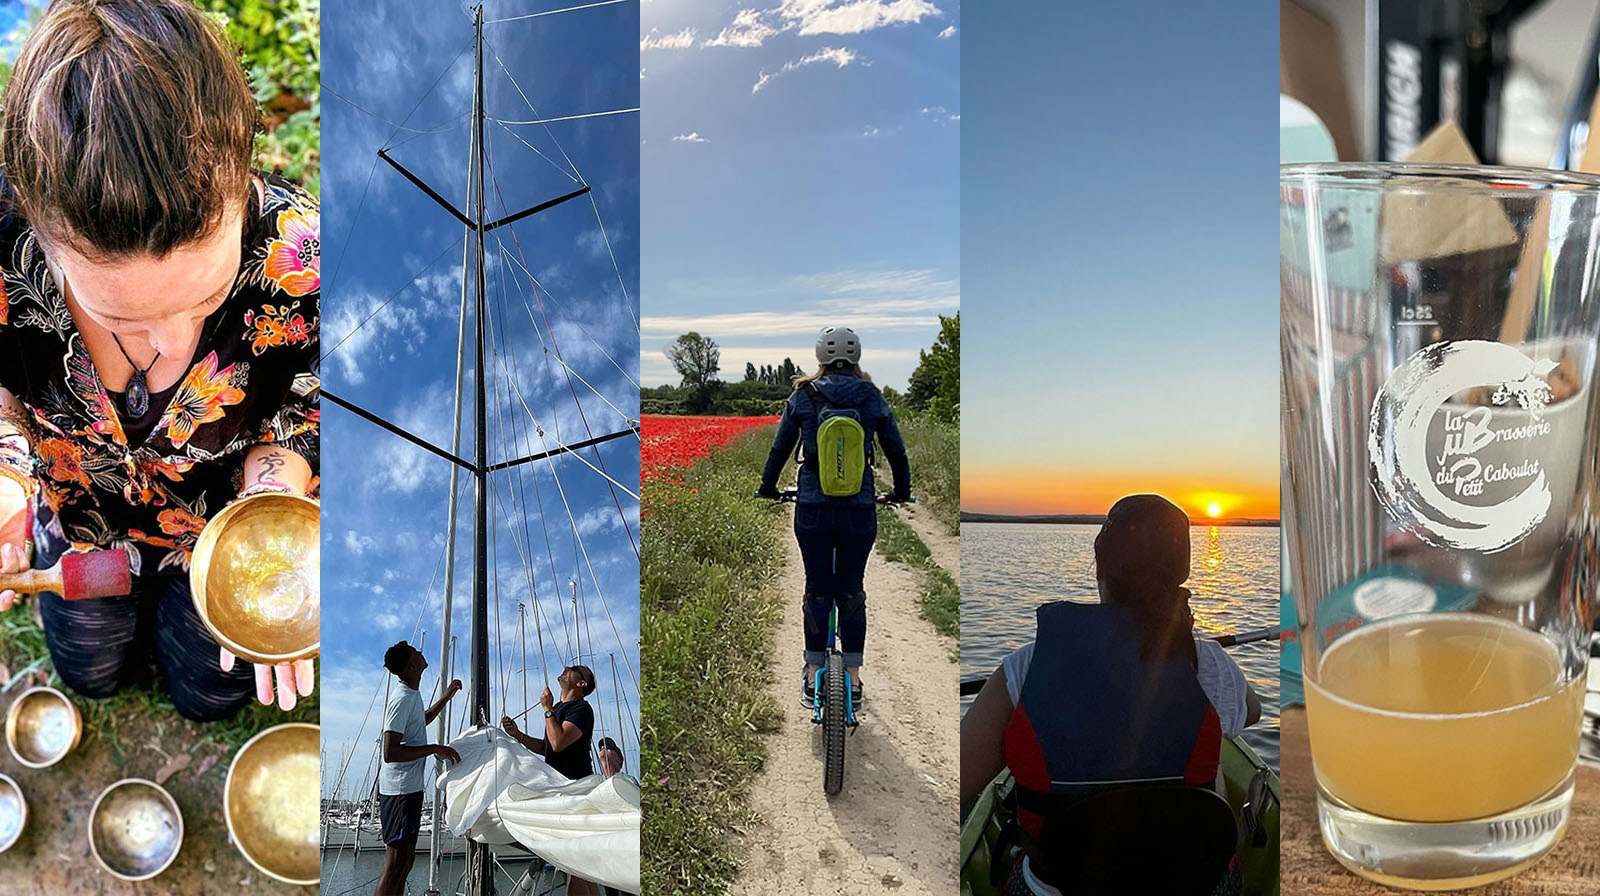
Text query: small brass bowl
88 778 183 881
224 722 319 885
190 493 320 665
0 773 25 853
4 686 81 768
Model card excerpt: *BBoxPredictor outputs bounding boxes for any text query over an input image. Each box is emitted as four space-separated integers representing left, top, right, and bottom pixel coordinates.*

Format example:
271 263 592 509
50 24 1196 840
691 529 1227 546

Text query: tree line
645 314 959 422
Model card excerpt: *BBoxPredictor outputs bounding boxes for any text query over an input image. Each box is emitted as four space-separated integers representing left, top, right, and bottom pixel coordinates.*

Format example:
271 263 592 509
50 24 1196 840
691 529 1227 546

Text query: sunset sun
1206 502 1222 518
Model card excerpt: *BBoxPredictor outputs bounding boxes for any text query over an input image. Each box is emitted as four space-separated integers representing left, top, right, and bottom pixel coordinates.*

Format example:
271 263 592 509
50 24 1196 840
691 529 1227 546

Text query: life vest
1001 601 1222 844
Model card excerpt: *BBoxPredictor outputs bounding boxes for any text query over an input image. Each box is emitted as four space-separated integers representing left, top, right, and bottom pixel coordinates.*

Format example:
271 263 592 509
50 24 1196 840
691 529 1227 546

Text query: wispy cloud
938 25 957 38
753 46 857 93
642 310 941 338
703 9 778 47
672 132 709 143
640 27 696 50
777 0 942 36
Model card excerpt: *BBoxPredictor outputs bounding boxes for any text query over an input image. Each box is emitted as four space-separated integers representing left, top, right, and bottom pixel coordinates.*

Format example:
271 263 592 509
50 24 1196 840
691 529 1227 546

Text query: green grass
1 599 317 755
875 506 959 640
641 429 788 896
894 412 959 536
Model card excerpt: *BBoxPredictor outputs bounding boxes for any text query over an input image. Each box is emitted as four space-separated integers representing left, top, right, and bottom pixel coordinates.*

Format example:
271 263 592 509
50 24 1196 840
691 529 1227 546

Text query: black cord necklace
110 335 160 417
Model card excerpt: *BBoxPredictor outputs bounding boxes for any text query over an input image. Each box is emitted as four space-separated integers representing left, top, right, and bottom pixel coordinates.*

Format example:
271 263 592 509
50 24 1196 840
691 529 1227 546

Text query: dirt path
734 509 958 896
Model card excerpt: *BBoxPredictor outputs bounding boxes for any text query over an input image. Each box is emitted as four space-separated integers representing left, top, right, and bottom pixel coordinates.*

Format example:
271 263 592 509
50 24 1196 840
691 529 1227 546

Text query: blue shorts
379 791 424 848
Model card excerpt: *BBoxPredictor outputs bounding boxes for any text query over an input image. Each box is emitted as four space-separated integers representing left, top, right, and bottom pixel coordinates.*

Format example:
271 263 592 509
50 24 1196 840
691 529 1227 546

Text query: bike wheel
823 650 846 796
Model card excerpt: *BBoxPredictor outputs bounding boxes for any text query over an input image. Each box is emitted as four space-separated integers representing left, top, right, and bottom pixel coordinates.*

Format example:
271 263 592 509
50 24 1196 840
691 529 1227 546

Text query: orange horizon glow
962 469 1280 521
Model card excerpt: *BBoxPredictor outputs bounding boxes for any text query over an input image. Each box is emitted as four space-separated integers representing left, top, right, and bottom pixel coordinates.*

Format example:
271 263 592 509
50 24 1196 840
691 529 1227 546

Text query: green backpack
799 382 869 497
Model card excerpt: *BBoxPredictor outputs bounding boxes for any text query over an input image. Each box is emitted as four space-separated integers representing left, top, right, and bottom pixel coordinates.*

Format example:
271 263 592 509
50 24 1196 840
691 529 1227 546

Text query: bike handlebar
754 488 914 505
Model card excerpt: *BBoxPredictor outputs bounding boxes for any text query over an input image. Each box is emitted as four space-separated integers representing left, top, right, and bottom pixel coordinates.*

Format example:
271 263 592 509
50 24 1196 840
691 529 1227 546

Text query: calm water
961 523 1280 771
320 850 551 896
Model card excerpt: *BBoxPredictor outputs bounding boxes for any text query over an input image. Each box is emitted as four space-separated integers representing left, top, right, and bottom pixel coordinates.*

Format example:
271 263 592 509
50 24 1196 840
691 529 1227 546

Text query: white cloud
672 132 709 143
753 46 858 93
704 8 778 47
640 27 696 50
938 25 957 38
642 310 941 338
345 530 376 555
862 126 880 137
777 0 941 36
375 610 404 632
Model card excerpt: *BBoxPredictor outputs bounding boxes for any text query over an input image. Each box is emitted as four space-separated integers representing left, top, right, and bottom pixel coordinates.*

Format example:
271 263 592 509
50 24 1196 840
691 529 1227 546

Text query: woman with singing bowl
0 0 318 720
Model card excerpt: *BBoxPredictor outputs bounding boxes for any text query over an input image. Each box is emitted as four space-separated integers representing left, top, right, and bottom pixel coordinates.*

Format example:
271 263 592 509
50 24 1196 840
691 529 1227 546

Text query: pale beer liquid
1305 613 1583 823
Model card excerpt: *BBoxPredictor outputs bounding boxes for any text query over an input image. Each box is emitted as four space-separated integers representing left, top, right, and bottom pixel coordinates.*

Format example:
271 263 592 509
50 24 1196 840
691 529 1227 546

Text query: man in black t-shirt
501 663 596 779
502 664 599 894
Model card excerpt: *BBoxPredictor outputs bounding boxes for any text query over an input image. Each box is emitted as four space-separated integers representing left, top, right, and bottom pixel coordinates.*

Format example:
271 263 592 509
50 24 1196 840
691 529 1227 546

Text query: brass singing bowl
88 779 183 881
224 722 319 885
4 686 81 768
190 493 320 665
0 773 25 853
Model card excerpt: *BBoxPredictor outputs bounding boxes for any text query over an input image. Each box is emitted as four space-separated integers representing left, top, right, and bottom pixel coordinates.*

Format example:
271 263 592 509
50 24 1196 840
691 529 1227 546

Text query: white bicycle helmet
814 325 861 367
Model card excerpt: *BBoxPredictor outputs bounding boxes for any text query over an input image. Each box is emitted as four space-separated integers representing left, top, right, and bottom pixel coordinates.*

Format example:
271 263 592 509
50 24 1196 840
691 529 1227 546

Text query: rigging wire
490 249 563 687
323 82 468 136
493 233 640 390
490 106 639 125
323 234 466 358
492 118 581 183
485 0 633 25
485 37 639 335
324 154 379 297
485 154 640 556
587 190 639 330
485 39 582 179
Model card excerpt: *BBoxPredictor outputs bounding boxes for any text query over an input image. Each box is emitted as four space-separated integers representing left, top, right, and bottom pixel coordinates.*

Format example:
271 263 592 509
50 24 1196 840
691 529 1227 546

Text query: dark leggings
794 502 877 668
37 569 256 723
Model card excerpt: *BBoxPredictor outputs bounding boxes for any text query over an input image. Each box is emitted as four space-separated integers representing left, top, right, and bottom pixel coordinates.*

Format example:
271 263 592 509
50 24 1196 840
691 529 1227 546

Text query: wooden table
1281 707 1600 894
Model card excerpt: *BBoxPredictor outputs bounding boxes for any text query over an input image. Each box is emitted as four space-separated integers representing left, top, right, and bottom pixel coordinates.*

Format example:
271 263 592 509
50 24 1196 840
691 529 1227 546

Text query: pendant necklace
111 335 159 417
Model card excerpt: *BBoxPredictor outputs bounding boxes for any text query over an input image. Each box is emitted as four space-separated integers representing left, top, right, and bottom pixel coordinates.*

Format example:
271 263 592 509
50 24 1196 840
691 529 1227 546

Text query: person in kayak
959 494 1261 896
758 324 911 706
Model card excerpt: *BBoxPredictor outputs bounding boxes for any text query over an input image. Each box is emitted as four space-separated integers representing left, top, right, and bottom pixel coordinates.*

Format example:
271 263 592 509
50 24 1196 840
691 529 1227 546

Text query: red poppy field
641 414 779 485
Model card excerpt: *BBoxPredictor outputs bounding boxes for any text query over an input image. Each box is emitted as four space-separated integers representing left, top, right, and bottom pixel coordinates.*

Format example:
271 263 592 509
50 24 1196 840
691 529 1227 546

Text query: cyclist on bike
758 325 912 706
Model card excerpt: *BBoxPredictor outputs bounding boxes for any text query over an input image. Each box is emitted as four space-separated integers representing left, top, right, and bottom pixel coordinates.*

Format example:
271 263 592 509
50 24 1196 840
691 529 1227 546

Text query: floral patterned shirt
0 173 320 576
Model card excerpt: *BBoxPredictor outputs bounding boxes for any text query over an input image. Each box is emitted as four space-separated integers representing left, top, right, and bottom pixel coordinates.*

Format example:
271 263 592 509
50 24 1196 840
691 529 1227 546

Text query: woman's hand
0 541 26 613
220 648 315 711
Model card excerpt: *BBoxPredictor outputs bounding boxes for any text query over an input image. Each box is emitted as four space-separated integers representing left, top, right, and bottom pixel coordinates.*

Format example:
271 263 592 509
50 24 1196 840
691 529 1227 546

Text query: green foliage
641 430 788 896
202 0 321 194
906 313 960 424
884 412 959 535
0 2 319 195
644 379 788 417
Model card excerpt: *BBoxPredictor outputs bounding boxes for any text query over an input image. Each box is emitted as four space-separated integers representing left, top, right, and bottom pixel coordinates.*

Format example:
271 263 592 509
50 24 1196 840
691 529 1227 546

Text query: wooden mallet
0 550 131 600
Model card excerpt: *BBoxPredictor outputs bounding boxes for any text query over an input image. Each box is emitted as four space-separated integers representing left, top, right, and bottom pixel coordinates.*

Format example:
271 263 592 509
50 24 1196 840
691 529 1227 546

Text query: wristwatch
544 710 555 719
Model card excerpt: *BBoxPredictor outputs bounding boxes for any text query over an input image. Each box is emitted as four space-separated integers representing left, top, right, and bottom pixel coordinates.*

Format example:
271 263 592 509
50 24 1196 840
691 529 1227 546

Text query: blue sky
321 0 640 791
640 0 960 390
961 1 1280 516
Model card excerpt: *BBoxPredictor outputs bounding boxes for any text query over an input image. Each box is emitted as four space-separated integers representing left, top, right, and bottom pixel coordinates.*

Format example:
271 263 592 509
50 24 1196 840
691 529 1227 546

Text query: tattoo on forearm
256 450 287 482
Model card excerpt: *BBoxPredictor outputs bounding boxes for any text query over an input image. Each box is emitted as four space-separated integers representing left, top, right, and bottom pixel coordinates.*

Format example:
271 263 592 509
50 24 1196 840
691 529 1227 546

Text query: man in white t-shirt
375 641 462 896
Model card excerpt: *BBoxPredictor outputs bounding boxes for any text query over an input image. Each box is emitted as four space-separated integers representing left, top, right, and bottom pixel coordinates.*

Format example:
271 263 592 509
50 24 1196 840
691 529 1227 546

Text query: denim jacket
760 371 911 505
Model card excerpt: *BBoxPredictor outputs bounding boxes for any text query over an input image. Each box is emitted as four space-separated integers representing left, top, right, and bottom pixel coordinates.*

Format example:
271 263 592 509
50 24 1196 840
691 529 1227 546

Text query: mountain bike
762 487 911 795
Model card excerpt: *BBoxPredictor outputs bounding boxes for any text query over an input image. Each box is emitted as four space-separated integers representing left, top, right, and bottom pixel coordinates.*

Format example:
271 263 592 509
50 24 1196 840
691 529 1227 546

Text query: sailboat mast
426 52 476 896
467 5 494 895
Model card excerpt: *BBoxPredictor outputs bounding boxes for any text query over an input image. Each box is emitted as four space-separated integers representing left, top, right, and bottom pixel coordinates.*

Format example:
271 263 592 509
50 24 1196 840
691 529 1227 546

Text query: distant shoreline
960 512 1280 528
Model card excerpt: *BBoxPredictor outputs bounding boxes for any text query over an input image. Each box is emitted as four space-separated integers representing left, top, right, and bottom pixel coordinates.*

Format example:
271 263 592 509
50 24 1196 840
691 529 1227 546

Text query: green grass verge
641 429 788 896
875 506 959 640
893 412 959 536
1 600 316 755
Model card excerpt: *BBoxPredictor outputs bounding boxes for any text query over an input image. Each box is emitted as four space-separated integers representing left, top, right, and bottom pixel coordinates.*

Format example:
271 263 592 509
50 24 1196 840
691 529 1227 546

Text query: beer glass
1281 164 1600 889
